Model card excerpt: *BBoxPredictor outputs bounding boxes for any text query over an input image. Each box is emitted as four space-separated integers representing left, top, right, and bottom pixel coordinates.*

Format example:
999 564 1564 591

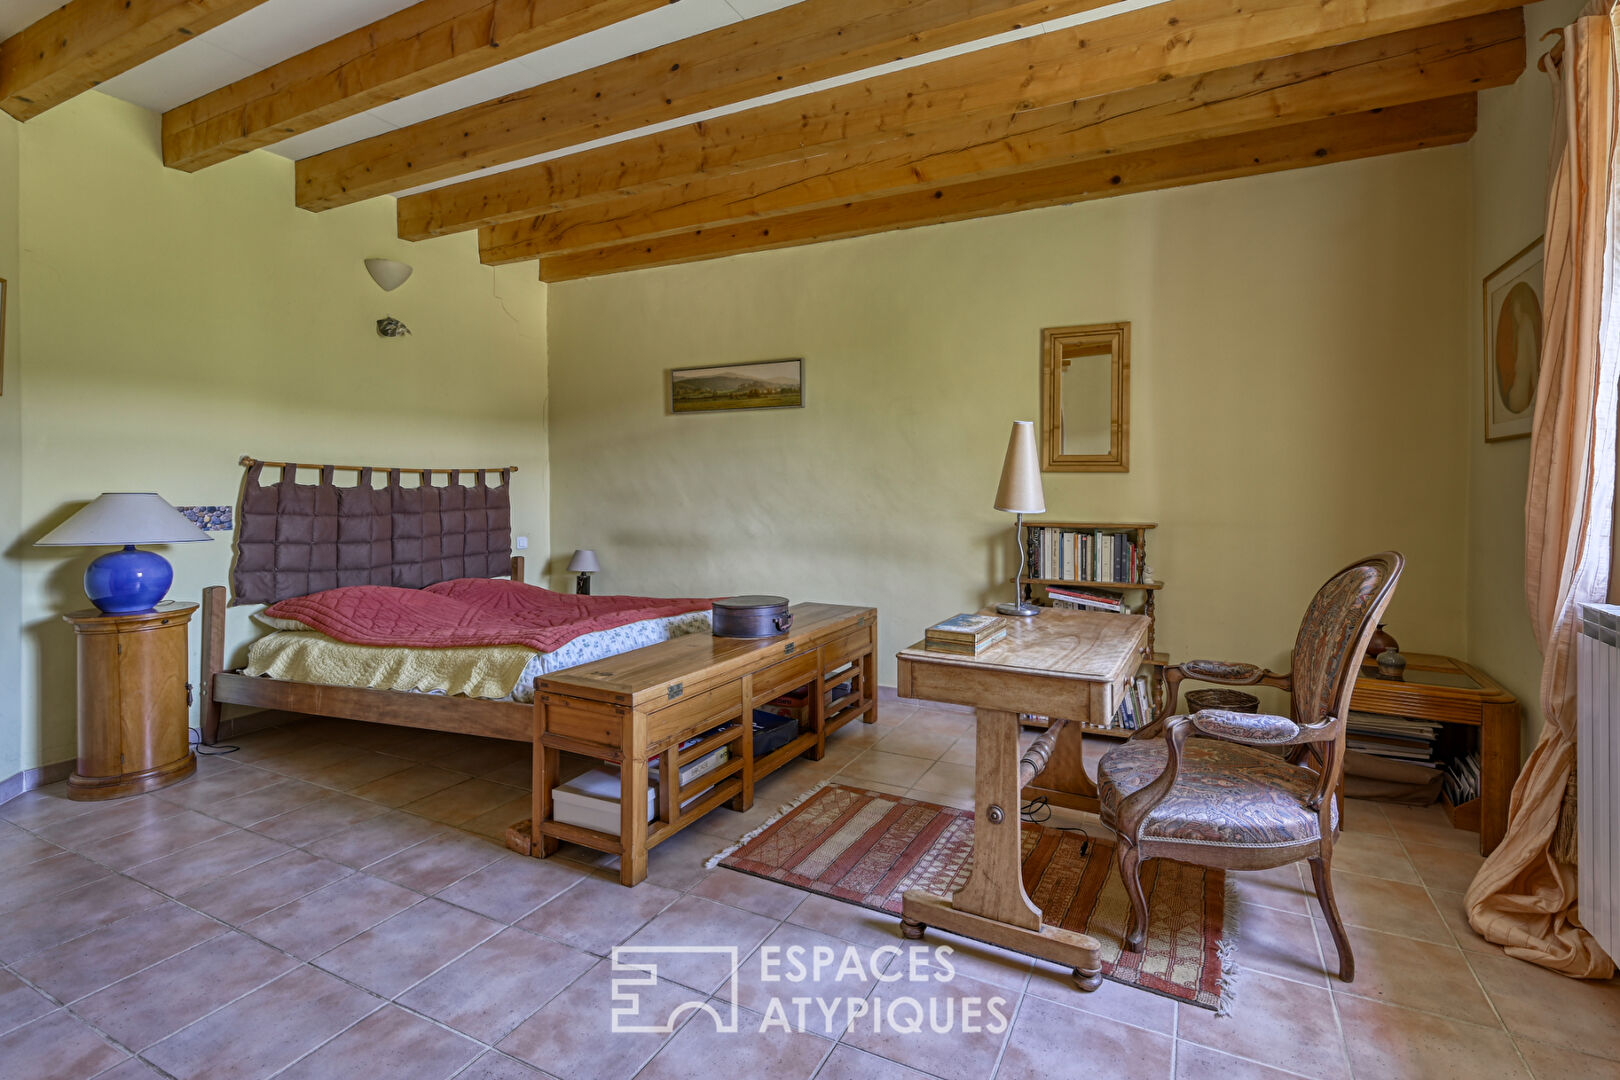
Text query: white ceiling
8 0 1164 201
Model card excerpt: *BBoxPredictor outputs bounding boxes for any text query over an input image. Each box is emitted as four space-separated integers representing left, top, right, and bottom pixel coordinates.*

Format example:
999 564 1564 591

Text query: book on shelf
1046 585 1124 611
1442 751 1482 805
1345 710 1441 767
1026 526 1148 586
925 613 1007 644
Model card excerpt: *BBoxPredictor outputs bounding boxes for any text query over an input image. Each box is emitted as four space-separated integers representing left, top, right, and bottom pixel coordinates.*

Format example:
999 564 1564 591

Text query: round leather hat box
713 595 792 638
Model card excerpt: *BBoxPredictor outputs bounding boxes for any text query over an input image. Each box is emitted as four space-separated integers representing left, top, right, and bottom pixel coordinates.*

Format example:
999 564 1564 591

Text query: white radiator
1578 603 1620 959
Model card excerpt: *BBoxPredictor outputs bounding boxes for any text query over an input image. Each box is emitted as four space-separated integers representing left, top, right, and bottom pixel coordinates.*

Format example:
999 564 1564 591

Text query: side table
1349 653 1520 855
63 602 197 800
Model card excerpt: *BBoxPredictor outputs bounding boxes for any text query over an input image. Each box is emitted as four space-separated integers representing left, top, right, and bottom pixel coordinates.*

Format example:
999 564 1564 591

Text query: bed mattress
244 610 713 703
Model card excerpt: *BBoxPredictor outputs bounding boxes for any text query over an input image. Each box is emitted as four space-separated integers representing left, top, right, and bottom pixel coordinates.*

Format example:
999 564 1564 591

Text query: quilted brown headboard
232 460 513 604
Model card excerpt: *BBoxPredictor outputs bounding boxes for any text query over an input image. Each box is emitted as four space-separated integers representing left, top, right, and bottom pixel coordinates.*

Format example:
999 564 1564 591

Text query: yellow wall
1464 0 1582 743
7 92 549 774
0 113 22 784
547 147 1475 689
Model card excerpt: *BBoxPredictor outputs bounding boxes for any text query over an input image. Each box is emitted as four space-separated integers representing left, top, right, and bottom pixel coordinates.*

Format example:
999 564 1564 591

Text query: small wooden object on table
1350 652 1519 855
508 604 877 886
896 607 1151 990
63 602 197 800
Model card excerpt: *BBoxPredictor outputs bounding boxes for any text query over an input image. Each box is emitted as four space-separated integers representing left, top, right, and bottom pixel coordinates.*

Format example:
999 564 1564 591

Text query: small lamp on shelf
568 549 600 595
35 493 212 614
994 420 1045 618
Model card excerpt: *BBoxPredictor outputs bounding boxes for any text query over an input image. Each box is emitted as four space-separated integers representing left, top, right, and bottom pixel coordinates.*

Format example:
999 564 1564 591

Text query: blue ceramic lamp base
85 545 174 614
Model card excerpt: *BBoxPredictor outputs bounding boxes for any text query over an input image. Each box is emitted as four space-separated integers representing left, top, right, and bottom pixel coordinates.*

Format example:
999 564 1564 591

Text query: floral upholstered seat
1097 736 1338 848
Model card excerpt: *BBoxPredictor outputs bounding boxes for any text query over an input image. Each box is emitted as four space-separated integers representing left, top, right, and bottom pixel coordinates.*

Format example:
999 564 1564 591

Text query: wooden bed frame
200 554 534 745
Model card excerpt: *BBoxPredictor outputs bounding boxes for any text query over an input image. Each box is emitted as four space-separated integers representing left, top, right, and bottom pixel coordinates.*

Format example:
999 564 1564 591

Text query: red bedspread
261 578 712 654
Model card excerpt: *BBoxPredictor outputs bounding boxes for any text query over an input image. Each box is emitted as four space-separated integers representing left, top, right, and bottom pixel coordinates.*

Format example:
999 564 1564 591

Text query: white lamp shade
35 493 213 546
567 549 601 573
994 421 1046 514
365 258 413 292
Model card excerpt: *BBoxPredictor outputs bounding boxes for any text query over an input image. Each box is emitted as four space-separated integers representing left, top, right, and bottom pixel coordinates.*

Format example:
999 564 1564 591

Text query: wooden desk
895 609 1151 990
1349 653 1519 855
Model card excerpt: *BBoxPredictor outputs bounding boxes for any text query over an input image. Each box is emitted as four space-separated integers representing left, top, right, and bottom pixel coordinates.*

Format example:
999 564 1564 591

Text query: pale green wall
547 146 1475 689
8 92 549 774
0 113 22 785
1464 0 1583 744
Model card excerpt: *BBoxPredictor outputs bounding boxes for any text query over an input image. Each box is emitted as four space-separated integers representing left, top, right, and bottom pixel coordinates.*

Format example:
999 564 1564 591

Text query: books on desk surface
925 614 1007 655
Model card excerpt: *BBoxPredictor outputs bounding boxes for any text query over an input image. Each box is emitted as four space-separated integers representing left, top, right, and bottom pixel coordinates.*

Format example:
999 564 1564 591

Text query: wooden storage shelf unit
509 603 877 885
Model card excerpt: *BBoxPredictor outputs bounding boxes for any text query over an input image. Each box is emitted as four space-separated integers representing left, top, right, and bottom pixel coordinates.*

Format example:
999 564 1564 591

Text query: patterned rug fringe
1213 876 1244 1017
704 778 836 869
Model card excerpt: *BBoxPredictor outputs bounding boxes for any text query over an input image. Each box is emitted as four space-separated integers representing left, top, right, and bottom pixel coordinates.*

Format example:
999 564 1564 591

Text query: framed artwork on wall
668 358 804 414
1483 239 1543 442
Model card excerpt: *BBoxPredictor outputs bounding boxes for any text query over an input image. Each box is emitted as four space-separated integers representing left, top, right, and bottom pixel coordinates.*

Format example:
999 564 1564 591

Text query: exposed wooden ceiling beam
397 0 1521 240
481 10 1522 263
534 94 1477 281
295 0 1119 211
0 0 272 121
162 0 669 172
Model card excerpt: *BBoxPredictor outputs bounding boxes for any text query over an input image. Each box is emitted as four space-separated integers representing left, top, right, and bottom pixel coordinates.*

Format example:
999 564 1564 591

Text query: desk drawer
823 625 874 670
540 694 623 749
752 650 820 705
649 681 745 753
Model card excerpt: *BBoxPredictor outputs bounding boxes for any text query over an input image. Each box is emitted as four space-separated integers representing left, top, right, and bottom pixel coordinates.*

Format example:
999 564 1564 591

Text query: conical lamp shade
994 421 1045 514
365 258 413 292
36 493 213 546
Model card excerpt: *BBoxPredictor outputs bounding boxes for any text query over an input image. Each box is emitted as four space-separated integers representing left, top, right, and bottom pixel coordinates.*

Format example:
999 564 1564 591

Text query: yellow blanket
245 630 536 701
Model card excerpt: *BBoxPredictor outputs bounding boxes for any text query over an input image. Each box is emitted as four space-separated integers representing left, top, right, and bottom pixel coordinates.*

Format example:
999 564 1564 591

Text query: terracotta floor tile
0 970 55 1037
1341 798 1395 837
93 1059 167 1080
1328 831 1419 884
389 729 490 763
518 873 680 955
690 868 807 920
274 1004 482 1080
1334 926 1498 1026
34 796 181 849
997 993 1172 1079
0 784 99 829
1334 993 1527 1079
905 711 976 738
350 763 470 807
365 830 507 893
304 809 453 868
1173 1042 1304 1079
636 1003 831 1080
0 821 63 866
435 853 590 923
292 749 418 792
124 828 291 895
177 849 352 924
1236 903 1329 987
0 851 111 914
842 968 1016 1080
941 737 976 767
313 897 503 997
69 932 298 1050
250 741 364 782
398 927 596 1043
1403 841 1486 894
619 895 779 995
74 809 237 871
436 740 528 777
1384 804 1481 853
497 958 695 1080
914 761 976 794
13 900 225 1003
1308 869 1453 946
719 923 889 1036
817 1044 938 1080
1228 862 1312 916
898 929 1033 995
874 728 955 761
1026 961 1179 1034
1430 890 1504 955
143 965 382 1080
1177 970 1349 1080
907 787 974 811
153 764 284 812
483 759 534 789
0 1009 127 1079
402 778 532 826
460 794 535 842
0 874 167 963
788 892 908 951
241 873 423 959
1517 1038 1620 1079
247 791 390 845
455 1050 553 1080
840 751 934 788
642 827 730 892
1470 950 1620 1059
205 778 332 827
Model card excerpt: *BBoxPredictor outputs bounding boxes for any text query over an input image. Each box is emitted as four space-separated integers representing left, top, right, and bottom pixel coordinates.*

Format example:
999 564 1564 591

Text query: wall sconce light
365 258 413 292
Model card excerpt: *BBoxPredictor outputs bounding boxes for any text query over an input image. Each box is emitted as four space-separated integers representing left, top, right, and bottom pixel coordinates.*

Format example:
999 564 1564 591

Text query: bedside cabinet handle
186 682 194 707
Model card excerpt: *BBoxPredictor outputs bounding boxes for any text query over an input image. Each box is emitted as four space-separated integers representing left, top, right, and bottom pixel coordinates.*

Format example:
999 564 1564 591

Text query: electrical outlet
514 536 529 550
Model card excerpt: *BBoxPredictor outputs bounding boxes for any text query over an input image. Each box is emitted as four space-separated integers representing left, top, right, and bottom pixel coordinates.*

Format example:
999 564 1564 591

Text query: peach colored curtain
1465 1 1620 978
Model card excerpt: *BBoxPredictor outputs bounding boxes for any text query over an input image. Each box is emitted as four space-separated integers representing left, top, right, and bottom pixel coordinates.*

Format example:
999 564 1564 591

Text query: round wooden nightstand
63 602 198 800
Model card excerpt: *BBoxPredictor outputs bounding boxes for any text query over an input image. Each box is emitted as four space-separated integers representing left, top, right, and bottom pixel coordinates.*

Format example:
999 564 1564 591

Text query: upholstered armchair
1096 552 1404 982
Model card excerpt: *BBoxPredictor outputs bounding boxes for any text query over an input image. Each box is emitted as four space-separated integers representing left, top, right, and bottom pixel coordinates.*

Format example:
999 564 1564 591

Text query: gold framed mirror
1040 322 1129 472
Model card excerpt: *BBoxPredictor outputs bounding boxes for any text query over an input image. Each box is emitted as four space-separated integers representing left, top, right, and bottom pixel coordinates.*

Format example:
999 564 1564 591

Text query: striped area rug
714 782 1233 1010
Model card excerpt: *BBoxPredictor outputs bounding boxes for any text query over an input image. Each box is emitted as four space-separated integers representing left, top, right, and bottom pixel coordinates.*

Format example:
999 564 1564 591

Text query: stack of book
1442 751 1482 806
1346 710 1441 766
924 613 1007 655
1027 527 1147 584
1047 585 1125 612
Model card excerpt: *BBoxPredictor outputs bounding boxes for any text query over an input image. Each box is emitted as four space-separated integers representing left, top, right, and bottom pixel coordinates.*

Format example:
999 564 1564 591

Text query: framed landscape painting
669 358 804 414
1483 239 1543 442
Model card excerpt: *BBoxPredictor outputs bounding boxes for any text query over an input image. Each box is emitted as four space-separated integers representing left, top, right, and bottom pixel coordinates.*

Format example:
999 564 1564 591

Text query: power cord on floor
189 728 238 755
1021 794 1092 855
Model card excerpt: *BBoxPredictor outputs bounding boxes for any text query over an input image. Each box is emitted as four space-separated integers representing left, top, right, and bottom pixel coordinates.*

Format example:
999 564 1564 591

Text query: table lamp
35 493 212 614
568 549 600 595
994 420 1045 617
